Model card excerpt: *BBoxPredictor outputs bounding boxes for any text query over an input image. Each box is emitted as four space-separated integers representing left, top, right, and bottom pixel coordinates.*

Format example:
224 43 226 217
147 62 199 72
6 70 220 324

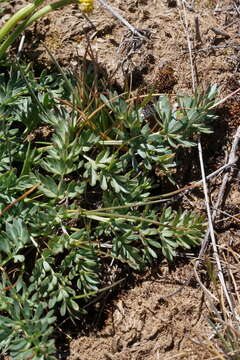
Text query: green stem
0 0 45 41
0 0 74 59
73 277 125 300
67 209 196 231
69 209 162 226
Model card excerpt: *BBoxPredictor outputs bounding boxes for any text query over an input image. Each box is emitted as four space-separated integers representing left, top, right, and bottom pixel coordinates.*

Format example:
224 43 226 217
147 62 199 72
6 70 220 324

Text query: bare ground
1 0 240 359
68 264 213 360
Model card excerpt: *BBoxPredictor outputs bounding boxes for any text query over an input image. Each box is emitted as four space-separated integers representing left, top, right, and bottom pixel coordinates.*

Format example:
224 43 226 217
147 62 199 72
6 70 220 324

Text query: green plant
0 61 218 358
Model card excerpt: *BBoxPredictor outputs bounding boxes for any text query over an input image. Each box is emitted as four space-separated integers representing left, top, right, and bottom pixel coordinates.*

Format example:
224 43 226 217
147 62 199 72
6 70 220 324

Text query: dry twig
197 141 235 315
180 1 196 90
214 126 240 212
96 0 147 39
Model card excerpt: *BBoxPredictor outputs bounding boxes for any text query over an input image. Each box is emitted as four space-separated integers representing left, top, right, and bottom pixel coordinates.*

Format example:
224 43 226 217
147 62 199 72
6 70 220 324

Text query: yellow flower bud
78 0 94 13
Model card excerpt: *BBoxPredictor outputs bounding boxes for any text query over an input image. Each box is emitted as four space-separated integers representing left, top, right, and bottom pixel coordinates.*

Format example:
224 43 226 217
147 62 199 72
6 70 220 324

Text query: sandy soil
67 264 213 360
